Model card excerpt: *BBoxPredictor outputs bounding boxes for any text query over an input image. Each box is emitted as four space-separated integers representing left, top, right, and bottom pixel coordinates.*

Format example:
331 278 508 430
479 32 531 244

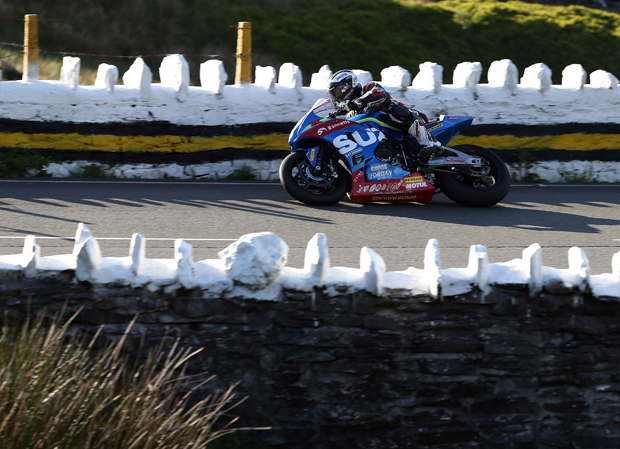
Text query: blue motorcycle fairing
427 115 473 146
364 159 410 182
349 111 406 140
288 99 474 178
303 145 322 167
288 98 332 146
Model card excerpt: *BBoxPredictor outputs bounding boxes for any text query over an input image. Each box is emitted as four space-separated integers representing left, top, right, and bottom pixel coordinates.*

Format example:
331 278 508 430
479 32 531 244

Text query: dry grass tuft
0 310 247 449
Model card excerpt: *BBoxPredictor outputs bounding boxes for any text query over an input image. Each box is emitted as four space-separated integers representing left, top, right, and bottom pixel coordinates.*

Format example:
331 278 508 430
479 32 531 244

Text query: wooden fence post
235 22 252 84
23 14 39 81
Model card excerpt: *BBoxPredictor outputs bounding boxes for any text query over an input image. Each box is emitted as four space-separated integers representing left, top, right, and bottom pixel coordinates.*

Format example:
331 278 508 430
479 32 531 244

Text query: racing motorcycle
279 98 510 207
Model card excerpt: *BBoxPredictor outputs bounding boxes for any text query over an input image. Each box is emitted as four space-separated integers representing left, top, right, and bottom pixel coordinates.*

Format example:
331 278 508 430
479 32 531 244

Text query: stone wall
2 274 620 448
1 225 620 448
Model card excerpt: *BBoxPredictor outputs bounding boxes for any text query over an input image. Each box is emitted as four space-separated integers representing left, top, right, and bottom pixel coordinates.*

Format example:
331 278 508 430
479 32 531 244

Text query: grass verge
0 311 247 449
0 149 50 177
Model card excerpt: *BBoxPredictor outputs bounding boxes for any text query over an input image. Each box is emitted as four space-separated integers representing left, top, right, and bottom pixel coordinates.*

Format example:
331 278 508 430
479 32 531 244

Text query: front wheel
434 145 510 207
279 151 350 206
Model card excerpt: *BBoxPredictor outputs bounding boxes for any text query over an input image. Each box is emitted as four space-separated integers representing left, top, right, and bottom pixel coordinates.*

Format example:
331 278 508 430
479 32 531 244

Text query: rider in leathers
327 69 443 160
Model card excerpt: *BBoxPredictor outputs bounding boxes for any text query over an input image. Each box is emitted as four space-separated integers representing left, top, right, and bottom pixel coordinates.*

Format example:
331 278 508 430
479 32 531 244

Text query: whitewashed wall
1 56 619 126
1 224 619 301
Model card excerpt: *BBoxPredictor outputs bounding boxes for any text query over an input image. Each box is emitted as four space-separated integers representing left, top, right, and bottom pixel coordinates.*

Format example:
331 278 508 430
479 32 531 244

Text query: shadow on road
1 181 619 235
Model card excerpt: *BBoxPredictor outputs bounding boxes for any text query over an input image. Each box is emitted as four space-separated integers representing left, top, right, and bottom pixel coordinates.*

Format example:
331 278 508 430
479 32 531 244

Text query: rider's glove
411 107 429 124
329 104 348 118
346 99 363 112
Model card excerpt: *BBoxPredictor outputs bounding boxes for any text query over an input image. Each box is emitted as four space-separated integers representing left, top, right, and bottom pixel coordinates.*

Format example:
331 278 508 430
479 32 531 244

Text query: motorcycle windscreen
428 116 473 146
289 99 335 145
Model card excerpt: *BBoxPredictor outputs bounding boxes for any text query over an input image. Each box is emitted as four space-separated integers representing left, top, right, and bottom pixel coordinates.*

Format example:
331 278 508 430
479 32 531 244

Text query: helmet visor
328 85 346 104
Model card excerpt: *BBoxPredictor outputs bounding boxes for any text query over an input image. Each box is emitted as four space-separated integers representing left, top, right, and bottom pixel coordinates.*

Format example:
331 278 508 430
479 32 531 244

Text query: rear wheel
434 145 510 207
279 151 350 206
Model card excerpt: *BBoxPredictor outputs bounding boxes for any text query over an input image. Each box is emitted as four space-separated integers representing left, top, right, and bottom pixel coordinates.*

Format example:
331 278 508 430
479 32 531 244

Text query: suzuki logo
334 129 385 155
351 130 377 146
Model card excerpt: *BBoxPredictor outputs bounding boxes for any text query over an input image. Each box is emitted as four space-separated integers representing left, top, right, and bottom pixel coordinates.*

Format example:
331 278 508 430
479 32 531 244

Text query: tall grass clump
0 311 244 449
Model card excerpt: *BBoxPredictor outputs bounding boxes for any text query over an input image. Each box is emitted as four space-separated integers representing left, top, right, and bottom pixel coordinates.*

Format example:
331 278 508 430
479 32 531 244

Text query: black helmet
328 70 362 106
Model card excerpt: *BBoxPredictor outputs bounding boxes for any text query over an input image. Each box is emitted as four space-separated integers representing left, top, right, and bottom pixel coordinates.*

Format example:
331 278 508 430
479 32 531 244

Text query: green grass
225 165 258 180
562 167 596 182
0 149 50 177
2 0 619 85
0 311 246 449
509 148 548 182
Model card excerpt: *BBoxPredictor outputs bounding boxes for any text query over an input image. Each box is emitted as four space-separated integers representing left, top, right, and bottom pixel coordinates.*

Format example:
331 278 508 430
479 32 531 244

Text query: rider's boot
408 121 444 160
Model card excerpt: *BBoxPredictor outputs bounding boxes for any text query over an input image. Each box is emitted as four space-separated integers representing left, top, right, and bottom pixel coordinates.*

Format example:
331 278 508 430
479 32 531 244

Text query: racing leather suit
338 82 441 150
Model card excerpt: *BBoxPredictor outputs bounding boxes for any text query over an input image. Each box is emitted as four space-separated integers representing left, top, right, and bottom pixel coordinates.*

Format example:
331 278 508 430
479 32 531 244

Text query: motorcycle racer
327 69 444 160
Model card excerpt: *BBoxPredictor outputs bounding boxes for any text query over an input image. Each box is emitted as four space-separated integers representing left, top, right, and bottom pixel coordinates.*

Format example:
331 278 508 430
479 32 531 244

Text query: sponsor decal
427 123 443 132
357 183 386 194
404 176 424 183
446 116 461 120
367 170 393 181
328 121 350 131
309 148 316 162
369 163 389 172
352 130 378 146
351 150 364 166
406 181 428 189
333 72 349 82
356 181 404 194
446 158 465 163
369 183 387 192
317 120 351 137
371 194 418 201
353 170 364 183
389 181 403 192
335 129 383 154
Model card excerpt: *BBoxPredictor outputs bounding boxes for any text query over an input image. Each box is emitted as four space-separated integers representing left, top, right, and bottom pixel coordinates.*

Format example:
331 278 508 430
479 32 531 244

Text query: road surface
0 179 618 275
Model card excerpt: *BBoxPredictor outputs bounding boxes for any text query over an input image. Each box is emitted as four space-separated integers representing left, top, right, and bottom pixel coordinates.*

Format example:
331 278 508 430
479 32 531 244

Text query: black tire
434 144 510 207
279 151 350 206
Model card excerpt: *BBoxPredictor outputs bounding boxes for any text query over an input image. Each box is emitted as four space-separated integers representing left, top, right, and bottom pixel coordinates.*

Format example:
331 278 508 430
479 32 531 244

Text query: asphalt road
0 179 619 276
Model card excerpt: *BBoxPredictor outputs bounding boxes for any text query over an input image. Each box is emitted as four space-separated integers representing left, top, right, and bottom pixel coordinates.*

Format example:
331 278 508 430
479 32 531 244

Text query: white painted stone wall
1 58 619 126
0 224 618 302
